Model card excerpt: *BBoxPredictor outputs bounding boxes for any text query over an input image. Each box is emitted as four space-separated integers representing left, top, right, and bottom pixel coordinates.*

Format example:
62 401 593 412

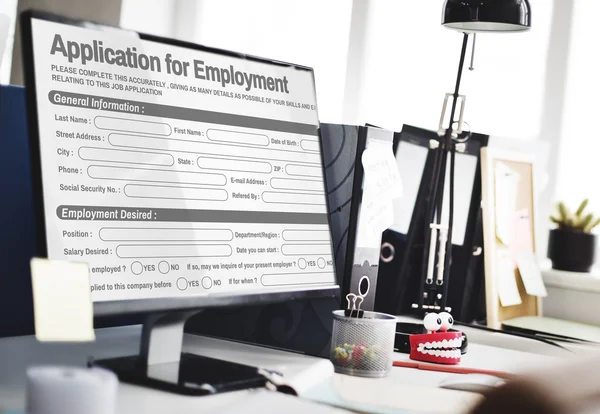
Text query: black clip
344 293 364 318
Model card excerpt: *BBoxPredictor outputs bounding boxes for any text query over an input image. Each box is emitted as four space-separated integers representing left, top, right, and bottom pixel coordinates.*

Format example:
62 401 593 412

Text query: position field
95 116 171 136
78 147 174 166
271 178 324 192
207 129 269 146
282 229 331 242
285 164 322 178
262 191 326 205
124 184 228 201
116 244 232 258
109 134 321 164
281 244 332 256
99 227 233 242
197 156 271 174
261 272 334 287
87 165 226 186
301 140 320 152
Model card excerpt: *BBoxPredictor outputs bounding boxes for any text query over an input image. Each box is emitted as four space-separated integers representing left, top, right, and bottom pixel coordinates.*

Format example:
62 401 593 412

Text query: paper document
494 161 520 245
510 209 534 255
390 141 428 235
361 139 402 200
440 151 478 246
30 258 95 342
356 137 401 248
497 249 522 307
517 252 547 297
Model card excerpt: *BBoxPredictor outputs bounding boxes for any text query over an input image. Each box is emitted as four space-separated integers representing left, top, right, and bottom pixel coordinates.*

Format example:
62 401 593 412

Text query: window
555 0 600 214
350 0 554 140
0 0 18 84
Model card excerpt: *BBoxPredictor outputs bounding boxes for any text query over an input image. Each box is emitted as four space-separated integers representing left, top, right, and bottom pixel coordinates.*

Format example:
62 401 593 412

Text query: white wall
120 0 174 37
555 0 600 215
120 0 353 122
187 0 353 123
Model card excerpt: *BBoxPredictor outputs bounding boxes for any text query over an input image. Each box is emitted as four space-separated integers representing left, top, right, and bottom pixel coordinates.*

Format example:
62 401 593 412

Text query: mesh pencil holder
330 310 397 378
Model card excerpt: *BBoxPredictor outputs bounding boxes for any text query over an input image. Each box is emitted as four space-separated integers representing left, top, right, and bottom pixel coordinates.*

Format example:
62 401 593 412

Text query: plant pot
547 228 596 272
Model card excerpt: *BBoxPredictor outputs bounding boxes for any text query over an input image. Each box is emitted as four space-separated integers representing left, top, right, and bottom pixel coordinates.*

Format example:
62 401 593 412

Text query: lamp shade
442 0 531 32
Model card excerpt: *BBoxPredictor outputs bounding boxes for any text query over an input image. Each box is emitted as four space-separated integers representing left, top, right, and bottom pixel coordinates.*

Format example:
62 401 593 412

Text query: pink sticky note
509 209 534 268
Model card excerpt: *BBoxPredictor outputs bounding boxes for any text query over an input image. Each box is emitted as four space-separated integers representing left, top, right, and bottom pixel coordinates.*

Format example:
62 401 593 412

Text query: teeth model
408 312 463 365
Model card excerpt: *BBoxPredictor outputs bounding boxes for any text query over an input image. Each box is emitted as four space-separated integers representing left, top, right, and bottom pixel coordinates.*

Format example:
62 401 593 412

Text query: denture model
409 312 462 365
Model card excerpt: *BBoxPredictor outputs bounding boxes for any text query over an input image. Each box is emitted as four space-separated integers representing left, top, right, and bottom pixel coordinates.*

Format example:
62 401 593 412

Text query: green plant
550 199 600 233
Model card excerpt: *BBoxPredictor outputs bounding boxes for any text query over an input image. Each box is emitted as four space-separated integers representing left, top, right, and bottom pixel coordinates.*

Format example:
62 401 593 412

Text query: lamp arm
438 32 469 308
446 33 470 140
418 33 469 313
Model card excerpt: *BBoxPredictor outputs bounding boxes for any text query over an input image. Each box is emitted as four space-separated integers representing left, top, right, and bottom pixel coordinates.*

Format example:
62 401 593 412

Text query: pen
392 360 513 379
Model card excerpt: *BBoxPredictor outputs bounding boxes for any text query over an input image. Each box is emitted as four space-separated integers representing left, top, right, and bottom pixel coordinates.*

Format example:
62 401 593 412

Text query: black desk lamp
415 0 531 314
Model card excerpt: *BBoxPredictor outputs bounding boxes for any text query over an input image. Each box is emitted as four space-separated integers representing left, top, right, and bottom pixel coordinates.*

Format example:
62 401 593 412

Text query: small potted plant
548 199 600 272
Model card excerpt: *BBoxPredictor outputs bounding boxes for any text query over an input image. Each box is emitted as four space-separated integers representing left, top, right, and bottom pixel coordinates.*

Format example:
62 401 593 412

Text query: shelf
542 267 600 294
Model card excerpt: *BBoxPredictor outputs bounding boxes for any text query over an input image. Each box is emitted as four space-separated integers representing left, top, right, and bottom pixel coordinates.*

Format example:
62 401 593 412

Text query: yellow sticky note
30 258 95 342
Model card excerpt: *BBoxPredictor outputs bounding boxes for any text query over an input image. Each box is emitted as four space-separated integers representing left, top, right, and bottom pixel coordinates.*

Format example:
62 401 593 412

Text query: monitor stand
91 310 267 396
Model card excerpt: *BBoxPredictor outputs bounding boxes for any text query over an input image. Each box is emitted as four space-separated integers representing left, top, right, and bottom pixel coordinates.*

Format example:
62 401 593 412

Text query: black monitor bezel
20 10 338 317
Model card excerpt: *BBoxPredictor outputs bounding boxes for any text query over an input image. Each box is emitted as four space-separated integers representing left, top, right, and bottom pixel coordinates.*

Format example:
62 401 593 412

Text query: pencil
392 360 513 379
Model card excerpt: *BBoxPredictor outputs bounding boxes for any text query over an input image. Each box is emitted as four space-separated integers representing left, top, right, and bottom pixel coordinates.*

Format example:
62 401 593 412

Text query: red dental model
409 312 462 365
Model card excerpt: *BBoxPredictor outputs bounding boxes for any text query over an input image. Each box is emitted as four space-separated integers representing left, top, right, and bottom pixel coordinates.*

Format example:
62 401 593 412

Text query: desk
0 325 567 414
0 325 332 414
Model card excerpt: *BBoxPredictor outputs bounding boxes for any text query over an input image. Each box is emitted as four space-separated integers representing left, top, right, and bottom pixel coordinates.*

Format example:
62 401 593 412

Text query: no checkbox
131 261 143 275
159 261 170 274
202 277 212 289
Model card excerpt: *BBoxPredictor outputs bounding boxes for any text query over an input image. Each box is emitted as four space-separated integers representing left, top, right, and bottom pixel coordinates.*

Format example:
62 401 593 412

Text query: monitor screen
22 13 337 311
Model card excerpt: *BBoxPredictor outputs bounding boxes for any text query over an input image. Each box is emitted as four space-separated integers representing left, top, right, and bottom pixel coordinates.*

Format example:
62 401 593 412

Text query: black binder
375 125 489 323
320 124 396 311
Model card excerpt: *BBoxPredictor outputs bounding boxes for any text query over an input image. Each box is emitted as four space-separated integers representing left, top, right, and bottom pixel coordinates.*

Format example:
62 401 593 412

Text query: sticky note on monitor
30 258 95 342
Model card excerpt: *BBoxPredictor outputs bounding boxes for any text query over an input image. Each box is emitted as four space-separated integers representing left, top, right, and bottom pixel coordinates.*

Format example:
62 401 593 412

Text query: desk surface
0 325 331 414
0 325 568 414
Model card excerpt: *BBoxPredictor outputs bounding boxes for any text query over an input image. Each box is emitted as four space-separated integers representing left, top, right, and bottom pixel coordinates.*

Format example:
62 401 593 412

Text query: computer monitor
20 10 337 394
